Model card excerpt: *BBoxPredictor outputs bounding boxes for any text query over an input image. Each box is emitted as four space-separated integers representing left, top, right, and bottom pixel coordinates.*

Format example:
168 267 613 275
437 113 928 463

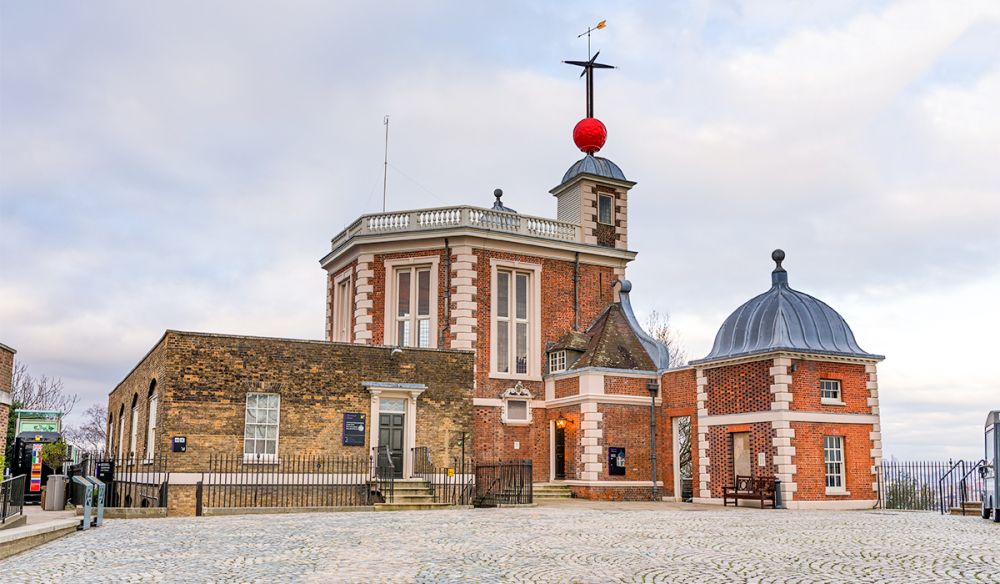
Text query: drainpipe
647 380 659 501
573 252 580 331
442 238 451 348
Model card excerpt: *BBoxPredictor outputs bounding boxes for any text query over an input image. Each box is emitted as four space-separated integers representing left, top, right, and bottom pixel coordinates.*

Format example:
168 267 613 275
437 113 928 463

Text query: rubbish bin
44 474 67 511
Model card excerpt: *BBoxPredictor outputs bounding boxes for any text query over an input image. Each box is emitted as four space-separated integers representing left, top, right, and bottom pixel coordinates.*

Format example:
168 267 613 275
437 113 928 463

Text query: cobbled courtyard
2 503 998 583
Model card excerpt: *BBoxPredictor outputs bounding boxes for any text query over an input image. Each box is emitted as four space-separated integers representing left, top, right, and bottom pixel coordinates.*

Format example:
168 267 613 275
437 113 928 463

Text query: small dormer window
501 381 532 426
820 379 843 404
598 194 613 225
548 350 567 373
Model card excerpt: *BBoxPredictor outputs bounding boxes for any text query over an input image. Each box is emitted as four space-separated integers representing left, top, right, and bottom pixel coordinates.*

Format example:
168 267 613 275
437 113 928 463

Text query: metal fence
473 460 533 507
1 474 26 524
202 452 385 510
878 459 986 514
71 452 170 508
412 446 474 506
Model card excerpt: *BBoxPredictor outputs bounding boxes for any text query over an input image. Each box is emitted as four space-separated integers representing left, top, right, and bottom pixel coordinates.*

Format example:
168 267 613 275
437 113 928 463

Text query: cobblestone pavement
1 505 998 583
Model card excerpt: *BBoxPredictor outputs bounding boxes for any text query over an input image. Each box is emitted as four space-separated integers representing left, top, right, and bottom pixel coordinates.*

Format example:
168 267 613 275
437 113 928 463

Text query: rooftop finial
491 188 517 213
771 249 788 286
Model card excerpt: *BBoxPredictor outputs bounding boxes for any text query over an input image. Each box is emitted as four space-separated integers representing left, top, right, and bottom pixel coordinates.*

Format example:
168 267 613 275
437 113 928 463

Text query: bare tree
10 361 79 415
645 309 689 369
63 404 108 452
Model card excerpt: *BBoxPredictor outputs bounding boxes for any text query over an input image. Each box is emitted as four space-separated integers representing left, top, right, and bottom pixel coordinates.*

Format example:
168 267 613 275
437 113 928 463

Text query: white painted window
548 350 567 373
145 391 158 462
824 435 845 490
333 276 352 342
820 379 842 403
598 194 613 225
244 393 280 461
129 400 139 458
496 270 531 375
117 410 125 460
393 266 432 348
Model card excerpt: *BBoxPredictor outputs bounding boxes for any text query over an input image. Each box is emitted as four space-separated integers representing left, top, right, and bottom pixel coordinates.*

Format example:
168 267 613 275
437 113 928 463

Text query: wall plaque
608 446 626 476
172 436 187 453
343 413 366 446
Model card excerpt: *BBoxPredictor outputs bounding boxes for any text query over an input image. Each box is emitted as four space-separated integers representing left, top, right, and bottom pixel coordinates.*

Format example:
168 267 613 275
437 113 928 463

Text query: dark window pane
397 270 411 317
417 269 431 316
497 272 509 318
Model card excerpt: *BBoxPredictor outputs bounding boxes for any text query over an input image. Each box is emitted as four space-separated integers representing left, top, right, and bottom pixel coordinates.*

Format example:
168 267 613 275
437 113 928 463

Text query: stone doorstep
374 503 466 512
73 507 168 520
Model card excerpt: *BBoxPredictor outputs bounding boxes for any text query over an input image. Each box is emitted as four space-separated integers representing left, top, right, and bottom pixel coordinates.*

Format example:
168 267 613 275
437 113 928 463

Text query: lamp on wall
555 414 570 430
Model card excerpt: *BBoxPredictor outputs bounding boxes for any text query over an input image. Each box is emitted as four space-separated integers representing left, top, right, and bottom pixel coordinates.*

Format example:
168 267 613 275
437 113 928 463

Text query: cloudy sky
2 1 998 460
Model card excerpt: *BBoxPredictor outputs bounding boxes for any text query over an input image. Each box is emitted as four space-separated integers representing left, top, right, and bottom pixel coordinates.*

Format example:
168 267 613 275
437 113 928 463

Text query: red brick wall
660 368 697 499
0 347 12 457
604 376 649 396
599 403 656 481
705 361 772 415
706 422 775 497
473 405 556 482
553 377 579 399
791 421 875 501
473 249 615 400
790 360 870 414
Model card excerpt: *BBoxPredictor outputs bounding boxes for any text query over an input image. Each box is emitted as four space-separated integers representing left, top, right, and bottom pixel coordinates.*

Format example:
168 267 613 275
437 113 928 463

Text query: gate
71 452 170 508
474 460 533 507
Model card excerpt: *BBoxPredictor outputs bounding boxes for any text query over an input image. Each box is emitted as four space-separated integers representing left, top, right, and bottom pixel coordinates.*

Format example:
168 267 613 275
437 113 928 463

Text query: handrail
1 474 26 524
939 459 966 515
958 459 987 516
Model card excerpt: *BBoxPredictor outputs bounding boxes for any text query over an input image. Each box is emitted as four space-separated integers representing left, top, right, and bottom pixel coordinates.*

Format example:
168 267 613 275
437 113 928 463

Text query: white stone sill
825 488 852 496
821 399 847 406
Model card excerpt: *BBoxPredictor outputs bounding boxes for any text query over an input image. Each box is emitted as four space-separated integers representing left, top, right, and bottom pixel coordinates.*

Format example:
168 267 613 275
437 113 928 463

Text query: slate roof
692 250 883 364
552 280 671 372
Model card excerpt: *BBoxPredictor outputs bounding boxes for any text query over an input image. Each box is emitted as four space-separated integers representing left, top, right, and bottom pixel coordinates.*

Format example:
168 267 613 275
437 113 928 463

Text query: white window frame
820 379 844 405
824 435 848 494
144 392 158 463
129 400 139 458
597 194 614 225
548 350 567 374
332 270 353 342
500 382 533 426
383 256 440 348
489 259 542 380
244 393 281 463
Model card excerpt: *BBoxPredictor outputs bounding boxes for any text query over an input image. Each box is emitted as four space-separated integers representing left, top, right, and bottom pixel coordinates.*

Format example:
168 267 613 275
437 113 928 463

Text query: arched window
107 413 115 457
145 380 158 462
129 393 140 459
117 405 126 460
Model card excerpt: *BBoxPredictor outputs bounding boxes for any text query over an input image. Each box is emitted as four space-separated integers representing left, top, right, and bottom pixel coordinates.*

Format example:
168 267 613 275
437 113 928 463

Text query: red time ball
573 117 607 154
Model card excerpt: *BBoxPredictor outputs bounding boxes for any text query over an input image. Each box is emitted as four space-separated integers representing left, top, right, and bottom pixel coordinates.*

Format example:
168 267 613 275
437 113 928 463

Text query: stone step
374 502 455 512
949 503 982 516
392 495 436 503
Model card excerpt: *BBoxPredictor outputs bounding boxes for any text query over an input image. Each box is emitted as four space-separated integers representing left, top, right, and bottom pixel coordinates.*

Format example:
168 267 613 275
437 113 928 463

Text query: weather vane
564 20 615 155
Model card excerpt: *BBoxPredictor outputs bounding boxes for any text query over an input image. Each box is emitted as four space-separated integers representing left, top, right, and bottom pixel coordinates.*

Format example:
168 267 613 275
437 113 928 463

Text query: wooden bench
723 475 777 508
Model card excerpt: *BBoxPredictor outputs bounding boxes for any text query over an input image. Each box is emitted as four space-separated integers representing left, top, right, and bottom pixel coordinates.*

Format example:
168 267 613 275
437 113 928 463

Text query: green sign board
17 421 59 433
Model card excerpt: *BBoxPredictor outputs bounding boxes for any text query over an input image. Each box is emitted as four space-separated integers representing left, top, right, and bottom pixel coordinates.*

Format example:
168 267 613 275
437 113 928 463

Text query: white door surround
362 382 426 479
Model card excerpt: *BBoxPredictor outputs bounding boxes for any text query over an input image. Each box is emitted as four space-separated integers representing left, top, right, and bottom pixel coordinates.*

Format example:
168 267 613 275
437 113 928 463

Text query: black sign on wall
172 436 187 453
608 447 626 476
343 413 366 446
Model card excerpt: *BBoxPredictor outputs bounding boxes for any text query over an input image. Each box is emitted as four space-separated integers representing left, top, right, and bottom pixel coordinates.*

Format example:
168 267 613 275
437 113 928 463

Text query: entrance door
731 432 751 478
554 427 566 480
379 413 405 478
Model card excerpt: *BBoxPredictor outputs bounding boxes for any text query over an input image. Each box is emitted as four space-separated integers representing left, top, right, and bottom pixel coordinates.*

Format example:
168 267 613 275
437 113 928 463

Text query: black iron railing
411 446 474 505
877 459 985 513
71 452 170 508
474 460 532 507
1 474 26 524
373 445 394 504
958 460 987 516
204 452 382 509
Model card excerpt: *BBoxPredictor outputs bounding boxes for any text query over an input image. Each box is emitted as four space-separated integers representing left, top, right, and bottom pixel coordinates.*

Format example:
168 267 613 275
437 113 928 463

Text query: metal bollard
89 476 106 527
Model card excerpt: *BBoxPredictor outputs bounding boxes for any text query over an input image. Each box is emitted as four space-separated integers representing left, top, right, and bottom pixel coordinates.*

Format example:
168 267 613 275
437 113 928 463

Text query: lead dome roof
692 250 882 364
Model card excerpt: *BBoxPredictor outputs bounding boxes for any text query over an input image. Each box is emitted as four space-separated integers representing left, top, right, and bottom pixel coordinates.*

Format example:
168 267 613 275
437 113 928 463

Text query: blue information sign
343 413 366 446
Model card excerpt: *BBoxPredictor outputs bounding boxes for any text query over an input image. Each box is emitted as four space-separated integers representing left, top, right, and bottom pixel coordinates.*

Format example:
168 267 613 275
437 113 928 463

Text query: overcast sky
2 1 998 460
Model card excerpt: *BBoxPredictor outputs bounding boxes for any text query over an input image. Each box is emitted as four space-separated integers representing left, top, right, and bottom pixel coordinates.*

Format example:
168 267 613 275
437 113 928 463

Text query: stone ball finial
772 249 786 272
494 188 503 200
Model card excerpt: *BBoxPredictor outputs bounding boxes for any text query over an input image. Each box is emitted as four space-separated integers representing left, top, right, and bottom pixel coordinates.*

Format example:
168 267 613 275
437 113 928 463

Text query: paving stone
0 506 997 583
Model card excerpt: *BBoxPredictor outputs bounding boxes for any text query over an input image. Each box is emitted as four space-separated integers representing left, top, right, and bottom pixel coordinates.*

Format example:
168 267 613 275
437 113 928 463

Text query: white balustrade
331 205 581 251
